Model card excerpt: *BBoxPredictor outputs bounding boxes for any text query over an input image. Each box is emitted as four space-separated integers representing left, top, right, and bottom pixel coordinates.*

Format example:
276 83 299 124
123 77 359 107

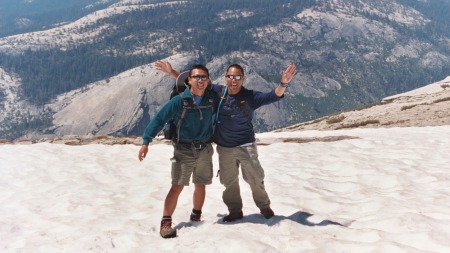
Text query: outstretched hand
280 64 297 84
155 60 180 78
155 60 173 75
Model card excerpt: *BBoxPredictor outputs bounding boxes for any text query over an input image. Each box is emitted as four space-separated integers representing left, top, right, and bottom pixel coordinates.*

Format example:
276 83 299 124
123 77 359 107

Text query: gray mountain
0 0 449 139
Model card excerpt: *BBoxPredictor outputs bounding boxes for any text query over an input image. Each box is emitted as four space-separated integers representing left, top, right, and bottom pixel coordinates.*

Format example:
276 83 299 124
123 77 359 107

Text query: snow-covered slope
383 76 450 100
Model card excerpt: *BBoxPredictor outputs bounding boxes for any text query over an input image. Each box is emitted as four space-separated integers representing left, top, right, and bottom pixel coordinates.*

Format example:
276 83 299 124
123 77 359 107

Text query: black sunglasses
191 75 209 81
226 75 243 80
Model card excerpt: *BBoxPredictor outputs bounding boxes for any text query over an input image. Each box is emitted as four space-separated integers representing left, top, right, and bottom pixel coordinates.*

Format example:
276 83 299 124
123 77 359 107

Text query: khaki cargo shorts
171 143 214 186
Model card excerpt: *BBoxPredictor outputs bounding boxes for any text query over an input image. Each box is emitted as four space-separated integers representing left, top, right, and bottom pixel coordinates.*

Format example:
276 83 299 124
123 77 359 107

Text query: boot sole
161 230 177 238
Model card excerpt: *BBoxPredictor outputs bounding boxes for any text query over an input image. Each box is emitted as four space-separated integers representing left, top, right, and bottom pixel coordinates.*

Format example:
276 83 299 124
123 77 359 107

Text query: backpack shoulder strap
239 87 253 127
175 96 191 143
215 86 228 125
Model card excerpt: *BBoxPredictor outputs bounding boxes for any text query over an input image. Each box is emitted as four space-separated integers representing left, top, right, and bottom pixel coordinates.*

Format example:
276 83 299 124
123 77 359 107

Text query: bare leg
163 184 184 216
193 184 206 211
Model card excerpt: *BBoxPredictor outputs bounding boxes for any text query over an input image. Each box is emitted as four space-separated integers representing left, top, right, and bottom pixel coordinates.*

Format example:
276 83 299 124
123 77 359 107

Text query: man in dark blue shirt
155 60 296 222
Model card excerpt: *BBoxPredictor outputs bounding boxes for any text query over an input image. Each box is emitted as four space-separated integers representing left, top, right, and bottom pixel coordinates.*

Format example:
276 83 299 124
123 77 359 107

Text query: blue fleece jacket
212 84 283 147
142 88 218 145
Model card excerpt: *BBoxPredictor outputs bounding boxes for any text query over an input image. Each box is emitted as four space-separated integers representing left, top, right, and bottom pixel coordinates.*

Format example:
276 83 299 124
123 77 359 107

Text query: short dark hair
226 64 245 76
189 64 209 77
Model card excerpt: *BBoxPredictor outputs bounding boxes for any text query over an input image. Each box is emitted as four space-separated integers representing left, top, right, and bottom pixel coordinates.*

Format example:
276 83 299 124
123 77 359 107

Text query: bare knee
194 184 205 190
169 184 184 195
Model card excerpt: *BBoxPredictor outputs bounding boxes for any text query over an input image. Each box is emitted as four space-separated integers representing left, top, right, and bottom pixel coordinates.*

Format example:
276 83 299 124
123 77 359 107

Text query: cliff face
48 54 199 136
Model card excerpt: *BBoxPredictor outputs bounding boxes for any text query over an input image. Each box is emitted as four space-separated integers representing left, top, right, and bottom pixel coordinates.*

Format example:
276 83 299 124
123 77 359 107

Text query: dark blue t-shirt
212 84 282 147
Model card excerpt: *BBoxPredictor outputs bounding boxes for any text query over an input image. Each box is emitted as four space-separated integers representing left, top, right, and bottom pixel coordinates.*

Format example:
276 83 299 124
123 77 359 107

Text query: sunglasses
226 75 243 80
190 75 209 81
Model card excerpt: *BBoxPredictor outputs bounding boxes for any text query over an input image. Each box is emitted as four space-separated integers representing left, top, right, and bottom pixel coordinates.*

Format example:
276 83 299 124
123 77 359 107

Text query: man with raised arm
138 64 219 238
155 60 296 222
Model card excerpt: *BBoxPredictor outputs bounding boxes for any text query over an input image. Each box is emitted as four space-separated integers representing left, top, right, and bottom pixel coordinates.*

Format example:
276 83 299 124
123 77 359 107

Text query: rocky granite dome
280 76 450 132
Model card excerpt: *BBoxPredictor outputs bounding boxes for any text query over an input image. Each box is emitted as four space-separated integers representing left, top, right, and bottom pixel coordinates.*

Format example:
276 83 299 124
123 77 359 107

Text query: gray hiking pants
217 143 271 213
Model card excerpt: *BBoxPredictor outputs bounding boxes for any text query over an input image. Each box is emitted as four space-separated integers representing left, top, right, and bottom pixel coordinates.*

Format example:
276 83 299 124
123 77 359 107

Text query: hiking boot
190 212 201 222
222 211 243 222
160 220 177 238
260 207 275 219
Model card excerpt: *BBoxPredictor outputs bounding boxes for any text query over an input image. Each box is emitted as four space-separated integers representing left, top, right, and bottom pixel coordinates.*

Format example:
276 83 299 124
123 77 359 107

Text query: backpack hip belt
175 140 211 159
176 139 211 150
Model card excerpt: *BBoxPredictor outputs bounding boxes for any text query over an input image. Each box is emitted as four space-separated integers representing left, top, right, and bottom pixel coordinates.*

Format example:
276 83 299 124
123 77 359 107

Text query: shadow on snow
216 211 353 227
